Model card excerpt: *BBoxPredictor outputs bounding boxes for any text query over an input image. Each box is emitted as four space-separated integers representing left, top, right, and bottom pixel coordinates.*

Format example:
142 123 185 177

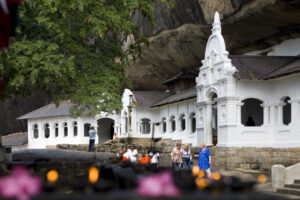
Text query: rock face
129 0 300 90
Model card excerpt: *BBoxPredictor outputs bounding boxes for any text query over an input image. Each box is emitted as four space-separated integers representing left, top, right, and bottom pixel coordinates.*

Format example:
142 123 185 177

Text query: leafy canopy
0 0 174 116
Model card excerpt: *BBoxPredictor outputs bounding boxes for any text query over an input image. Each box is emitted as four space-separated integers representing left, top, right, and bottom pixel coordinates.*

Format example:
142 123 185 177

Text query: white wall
28 116 97 149
245 38 300 56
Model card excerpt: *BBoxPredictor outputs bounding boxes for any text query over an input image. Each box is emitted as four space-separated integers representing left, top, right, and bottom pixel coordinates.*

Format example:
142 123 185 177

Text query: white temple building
18 12 300 149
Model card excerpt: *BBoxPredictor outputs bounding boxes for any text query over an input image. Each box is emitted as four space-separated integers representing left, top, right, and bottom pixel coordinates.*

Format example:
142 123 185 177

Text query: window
179 114 185 131
55 123 59 137
33 124 38 139
141 118 151 134
170 116 176 132
161 117 166 133
190 113 196 133
44 124 50 138
84 123 91 137
73 122 78 136
241 98 263 126
64 122 68 137
282 97 291 125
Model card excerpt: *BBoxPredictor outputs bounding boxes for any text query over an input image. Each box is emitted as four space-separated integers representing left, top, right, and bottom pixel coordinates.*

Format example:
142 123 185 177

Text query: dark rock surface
1 0 300 135
129 0 300 90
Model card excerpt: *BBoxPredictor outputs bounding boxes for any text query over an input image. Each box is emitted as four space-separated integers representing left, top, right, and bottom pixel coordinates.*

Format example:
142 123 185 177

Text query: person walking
88 126 96 152
194 143 211 178
181 144 192 170
171 142 183 170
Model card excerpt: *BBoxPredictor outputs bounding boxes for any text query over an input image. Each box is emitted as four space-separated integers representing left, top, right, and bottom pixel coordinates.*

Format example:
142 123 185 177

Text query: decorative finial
212 12 221 34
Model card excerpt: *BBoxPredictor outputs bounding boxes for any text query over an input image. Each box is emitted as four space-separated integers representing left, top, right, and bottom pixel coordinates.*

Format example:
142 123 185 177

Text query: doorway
211 93 218 146
97 118 114 144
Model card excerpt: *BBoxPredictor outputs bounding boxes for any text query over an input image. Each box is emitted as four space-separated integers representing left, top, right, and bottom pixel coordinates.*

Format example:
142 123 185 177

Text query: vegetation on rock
0 0 174 116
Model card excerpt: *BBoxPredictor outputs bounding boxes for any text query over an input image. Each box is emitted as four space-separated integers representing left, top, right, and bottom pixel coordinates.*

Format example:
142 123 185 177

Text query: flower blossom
136 171 181 197
0 166 42 200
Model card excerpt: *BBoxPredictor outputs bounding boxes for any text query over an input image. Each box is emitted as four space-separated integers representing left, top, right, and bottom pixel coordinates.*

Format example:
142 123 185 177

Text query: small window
73 122 78 136
64 122 68 137
170 116 176 132
55 123 59 137
161 117 166 133
44 124 50 138
141 118 151 134
282 97 291 125
241 98 263 126
84 123 91 137
179 114 185 131
190 113 196 133
33 124 38 139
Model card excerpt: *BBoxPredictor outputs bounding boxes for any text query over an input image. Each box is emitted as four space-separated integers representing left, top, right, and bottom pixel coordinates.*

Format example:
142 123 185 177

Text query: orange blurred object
192 166 200 176
211 172 221 181
257 174 267 183
195 177 209 189
47 170 59 183
198 170 205 178
89 167 99 184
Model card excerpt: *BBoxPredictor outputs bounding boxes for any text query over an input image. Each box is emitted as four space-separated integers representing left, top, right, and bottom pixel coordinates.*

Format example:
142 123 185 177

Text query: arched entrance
207 92 218 146
212 94 218 145
97 118 114 144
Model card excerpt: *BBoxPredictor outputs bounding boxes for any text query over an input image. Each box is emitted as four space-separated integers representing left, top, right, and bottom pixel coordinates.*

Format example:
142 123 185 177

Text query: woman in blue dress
194 143 212 178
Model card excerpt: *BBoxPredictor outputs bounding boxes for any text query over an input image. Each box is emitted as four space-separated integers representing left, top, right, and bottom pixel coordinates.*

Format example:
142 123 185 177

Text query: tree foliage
0 0 174 115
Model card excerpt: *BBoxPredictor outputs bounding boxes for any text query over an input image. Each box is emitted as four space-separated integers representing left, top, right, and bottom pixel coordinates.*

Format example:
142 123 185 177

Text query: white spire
212 12 221 34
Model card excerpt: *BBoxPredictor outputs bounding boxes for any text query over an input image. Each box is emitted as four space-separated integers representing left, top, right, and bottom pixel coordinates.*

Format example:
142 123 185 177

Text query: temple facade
18 12 300 149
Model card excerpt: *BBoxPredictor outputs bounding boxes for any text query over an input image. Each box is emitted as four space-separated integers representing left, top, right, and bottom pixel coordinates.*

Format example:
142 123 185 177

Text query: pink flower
0 166 42 200
136 171 181 197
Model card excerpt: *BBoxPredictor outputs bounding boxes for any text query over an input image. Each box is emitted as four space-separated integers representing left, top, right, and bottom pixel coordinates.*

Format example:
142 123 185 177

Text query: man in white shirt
88 127 96 152
127 144 138 163
149 151 160 167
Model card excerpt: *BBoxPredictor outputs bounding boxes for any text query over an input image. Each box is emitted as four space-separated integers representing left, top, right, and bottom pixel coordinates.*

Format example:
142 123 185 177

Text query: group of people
117 144 160 166
89 127 211 177
172 142 211 177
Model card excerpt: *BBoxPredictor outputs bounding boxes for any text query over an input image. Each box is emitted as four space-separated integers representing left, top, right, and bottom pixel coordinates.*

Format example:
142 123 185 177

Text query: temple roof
151 87 197 107
131 91 172 107
161 71 197 84
17 101 89 120
230 55 300 80
2 132 28 146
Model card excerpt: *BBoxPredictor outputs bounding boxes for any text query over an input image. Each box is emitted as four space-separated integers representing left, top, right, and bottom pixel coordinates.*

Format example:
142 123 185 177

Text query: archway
241 98 263 126
210 93 218 146
97 118 115 144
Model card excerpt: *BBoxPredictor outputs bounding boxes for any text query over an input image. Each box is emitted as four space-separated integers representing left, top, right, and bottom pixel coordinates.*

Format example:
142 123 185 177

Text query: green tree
0 0 174 116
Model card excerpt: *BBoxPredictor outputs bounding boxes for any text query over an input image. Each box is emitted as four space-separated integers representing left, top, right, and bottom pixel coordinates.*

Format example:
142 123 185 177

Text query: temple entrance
97 118 114 144
210 93 218 146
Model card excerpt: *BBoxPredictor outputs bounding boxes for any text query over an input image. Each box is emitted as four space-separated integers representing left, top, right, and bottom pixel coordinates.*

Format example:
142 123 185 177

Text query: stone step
277 188 300 196
295 180 300 184
286 184 300 189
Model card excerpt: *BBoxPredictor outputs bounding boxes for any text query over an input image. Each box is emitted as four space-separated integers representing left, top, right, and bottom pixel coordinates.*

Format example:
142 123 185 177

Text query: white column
261 104 270 126
236 103 244 125
205 101 213 146
289 99 299 124
270 105 276 125
277 103 284 125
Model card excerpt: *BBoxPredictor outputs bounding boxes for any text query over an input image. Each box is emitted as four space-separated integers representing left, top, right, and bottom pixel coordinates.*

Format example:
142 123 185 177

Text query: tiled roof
2 132 28 146
17 101 89 120
230 55 300 80
132 91 172 107
262 58 300 79
162 71 197 84
151 87 197 107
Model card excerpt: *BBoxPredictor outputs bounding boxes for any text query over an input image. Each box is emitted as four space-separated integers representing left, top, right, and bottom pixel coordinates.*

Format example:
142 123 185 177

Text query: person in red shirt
138 149 151 165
